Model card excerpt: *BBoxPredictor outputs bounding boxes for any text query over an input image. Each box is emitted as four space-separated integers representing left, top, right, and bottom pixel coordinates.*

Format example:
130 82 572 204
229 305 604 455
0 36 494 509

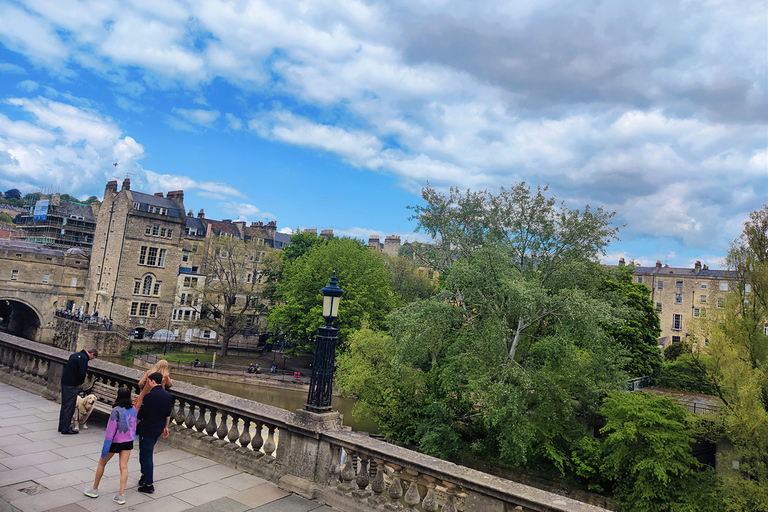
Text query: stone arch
0 298 43 340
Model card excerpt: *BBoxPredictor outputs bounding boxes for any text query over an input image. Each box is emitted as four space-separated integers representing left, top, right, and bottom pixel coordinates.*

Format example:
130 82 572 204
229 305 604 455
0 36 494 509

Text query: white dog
73 394 97 431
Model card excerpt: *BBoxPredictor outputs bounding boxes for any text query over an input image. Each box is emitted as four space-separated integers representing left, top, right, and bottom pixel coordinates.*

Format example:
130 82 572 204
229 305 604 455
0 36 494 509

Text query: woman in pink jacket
83 387 137 505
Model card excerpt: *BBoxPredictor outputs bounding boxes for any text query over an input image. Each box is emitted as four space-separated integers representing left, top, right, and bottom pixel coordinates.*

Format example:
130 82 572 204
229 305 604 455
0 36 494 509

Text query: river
102 356 380 434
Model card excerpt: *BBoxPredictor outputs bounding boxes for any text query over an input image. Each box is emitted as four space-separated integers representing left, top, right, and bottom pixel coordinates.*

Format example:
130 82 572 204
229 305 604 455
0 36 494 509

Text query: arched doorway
0 300 42 340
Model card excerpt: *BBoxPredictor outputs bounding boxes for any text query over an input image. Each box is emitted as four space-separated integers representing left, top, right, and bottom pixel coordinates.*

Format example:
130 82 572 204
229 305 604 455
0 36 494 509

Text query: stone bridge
0 333 612 512
0 240 88 343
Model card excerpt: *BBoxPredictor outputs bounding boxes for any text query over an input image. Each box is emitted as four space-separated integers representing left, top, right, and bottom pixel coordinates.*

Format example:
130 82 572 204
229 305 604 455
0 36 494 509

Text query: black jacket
137 386 173 438
61 350 89 386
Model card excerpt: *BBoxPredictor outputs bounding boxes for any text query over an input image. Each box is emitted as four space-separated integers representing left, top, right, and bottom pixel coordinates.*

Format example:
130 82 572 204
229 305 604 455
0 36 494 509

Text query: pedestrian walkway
0 381 337 512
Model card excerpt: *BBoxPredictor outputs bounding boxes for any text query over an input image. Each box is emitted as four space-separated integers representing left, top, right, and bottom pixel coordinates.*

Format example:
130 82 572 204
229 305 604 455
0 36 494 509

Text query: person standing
136 372 173 493
58 348 98 435
134 359 172 411
84 387 137 505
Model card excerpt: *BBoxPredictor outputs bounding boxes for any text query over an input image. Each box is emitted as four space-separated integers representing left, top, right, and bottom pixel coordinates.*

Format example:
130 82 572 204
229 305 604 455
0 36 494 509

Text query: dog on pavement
73 394 97 431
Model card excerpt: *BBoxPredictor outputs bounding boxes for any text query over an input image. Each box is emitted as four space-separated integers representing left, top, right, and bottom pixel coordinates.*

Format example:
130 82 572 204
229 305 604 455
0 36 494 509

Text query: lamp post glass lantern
305 272 344 413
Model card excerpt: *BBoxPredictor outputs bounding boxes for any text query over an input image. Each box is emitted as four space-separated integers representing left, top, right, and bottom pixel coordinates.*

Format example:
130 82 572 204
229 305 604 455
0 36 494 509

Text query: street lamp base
294 408 344 431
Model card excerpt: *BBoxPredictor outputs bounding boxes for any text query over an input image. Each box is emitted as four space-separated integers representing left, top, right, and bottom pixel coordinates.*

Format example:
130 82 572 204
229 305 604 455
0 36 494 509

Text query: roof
275 232 291 248
205 219 241 237
633 266 730 278
185 216 205 232
131 191 184 218
0 239 67 256
57 201 95 222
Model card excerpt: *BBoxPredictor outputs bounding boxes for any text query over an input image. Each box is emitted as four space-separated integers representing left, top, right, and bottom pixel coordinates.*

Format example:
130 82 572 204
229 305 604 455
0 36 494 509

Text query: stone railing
0 333 611 512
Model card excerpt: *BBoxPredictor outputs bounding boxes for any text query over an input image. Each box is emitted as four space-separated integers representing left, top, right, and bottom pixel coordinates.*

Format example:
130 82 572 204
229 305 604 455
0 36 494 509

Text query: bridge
0 332 611 512
0 240 89 343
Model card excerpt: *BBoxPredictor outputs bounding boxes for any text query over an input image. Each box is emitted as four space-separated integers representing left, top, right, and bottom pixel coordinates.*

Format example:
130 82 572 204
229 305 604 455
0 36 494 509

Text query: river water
102 356 380 434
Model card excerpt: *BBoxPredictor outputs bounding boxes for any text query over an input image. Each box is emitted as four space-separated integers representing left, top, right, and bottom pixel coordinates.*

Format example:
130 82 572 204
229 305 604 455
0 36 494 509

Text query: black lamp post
305 272 344 413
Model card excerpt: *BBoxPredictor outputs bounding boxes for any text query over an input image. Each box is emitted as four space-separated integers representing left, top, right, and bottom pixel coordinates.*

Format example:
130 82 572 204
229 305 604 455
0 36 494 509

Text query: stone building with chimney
82 179 187 338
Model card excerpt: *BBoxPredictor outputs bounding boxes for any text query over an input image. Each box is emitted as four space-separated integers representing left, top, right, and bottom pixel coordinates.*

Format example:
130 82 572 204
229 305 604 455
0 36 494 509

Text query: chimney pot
121 178 131 191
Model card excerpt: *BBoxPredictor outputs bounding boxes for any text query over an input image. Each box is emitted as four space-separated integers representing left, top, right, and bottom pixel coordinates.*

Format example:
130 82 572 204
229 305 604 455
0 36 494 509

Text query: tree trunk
508 317 525 361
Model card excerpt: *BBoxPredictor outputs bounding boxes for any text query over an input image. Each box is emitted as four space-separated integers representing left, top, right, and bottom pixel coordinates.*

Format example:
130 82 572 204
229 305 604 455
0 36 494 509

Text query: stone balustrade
0 332 611 512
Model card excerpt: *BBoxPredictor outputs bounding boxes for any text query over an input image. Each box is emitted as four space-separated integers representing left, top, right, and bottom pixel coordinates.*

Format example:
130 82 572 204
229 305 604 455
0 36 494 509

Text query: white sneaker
113 494 125 505
84 488 98 498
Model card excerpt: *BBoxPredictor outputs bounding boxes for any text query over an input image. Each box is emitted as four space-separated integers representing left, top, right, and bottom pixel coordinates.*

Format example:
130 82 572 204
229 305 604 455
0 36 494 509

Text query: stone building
0 240 88 341
625 258 737 348
82 179 187 338
13 193 96 250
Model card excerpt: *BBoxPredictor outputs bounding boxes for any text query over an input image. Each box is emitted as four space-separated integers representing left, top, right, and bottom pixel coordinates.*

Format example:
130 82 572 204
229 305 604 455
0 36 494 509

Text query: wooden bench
79 381 139 418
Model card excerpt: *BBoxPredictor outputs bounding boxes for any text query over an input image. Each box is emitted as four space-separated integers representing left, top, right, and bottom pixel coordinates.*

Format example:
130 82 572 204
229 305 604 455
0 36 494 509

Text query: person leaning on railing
135 359 173 411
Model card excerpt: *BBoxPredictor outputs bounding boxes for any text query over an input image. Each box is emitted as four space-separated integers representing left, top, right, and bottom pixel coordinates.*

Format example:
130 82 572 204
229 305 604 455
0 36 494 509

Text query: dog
73 394 97 431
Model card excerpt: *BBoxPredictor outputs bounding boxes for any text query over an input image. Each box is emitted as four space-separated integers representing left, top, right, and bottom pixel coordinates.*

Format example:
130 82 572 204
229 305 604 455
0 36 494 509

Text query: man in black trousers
137 372 173 493
58 348 98 435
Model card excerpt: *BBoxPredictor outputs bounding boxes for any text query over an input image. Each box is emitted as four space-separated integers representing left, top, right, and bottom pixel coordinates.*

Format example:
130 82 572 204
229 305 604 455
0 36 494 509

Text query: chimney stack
656 260 662 270
198 209 205 219
619 257 625 266
105 180 118 195
694 260 702 273
121 178 131 191
166 190 184 210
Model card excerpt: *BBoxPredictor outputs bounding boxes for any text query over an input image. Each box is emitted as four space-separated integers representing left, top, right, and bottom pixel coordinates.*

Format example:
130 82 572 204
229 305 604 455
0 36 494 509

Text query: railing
0 332 610 512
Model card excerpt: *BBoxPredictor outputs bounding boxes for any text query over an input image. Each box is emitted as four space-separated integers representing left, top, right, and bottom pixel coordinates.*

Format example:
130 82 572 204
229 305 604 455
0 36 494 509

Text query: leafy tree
0 212 14 224
194 235 268 357
601 266 663 377
691 205 768 510
85 196 99 204
268 237 396 348
664 342 688 361
409 182 620 361
281 230 327 262
374 252 438 305
4 189 21 200
577 391 721 512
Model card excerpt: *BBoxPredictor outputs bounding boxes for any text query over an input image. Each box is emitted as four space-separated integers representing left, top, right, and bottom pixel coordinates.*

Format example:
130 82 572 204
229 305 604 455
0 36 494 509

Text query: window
71 277 77 287
672 336 681 344
676 280 683 288
134 281 141 294
149 304 157 317
11 270 18 281
672 314 682 331
130 302 138 316
139 303 149 316
142 276 153 295
657 280 663 290
717 298 725 308
167 229 173 238
656 302 663 312
675 293 682 304
745 283 751 293
139 246 147 265
182 250 189 262
637 276 643 284
192 243 198 253
184 277 199 288
700 295 707 303
147 247 158 266
701 282 707 289
145 225 151 235
202 329 211 339
152 224 159 236
246 273 252 283
158 249 166 267
43 273 49 284
720 282 728 291
764 325 768 336
693 308 700 318
191 266 199 273
153 283 160 296
133 202 140 210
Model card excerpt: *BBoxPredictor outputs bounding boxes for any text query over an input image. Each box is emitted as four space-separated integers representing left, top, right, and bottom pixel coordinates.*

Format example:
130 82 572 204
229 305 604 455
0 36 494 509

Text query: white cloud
172 107 220 128
225 113 242 131
219 201 275 222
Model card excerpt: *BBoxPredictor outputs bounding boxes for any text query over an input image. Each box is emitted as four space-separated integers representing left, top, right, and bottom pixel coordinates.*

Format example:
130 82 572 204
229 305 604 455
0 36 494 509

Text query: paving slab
174 480 239 507
228 482 290 508
9 485 85 512
249 494 324 512
186 496 249 512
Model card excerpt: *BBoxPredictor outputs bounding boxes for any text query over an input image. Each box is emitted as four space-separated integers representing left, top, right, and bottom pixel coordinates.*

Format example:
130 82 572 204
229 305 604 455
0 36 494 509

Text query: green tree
0 212 14 224
195 235 268 357
268 237 396 348
582 391 720 512
4 188 21 200
282 230 327 262
375 252 438 305
691 205 768 510
601 266 663 377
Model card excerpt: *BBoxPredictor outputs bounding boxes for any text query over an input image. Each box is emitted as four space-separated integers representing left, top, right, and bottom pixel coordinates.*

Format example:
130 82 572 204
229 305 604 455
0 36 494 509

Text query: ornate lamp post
304 272 344 413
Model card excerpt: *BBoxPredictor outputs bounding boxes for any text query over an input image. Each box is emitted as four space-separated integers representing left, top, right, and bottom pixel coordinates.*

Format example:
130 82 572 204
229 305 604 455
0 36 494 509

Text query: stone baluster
184 402 196 429
251 421 264 454
263 425 276 457
195 404 208 432
328 444 341 485
205 407 218 436
441 482 458 512
174 399 186 424
356 455 370 490
228 416 241 444
369 457 387 505
387 463 404 509
403 469 421 512
422 476 439 512
238 418 251 448
216 411 229 439
340 450 356 490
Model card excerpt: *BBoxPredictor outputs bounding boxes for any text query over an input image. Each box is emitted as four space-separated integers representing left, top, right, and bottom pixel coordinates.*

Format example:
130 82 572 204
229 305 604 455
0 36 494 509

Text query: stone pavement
0 381 338 512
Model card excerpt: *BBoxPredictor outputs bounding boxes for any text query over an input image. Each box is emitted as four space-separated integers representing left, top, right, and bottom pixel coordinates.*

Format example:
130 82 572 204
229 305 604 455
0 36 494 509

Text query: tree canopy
4 188 21 200
268 237 396 348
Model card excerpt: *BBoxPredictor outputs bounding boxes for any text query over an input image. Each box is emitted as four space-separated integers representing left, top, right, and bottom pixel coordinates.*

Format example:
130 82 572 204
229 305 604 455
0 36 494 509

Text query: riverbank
134 354 311 392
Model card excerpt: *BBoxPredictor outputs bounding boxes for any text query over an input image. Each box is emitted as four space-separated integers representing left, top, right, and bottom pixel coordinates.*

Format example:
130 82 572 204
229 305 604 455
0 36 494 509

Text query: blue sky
0 0 765 268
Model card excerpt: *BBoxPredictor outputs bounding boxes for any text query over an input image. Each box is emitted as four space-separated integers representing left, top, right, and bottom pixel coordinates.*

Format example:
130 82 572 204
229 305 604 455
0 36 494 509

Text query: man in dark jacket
58 348 98 434
137 372 173 493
